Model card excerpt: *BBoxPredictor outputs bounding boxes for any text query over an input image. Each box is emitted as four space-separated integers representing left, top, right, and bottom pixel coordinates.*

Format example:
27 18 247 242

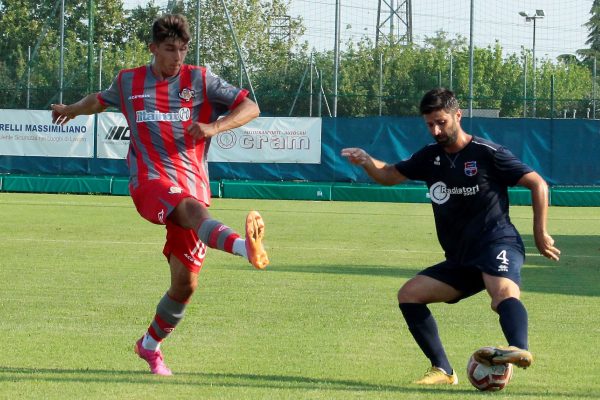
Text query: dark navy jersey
394 136 533 262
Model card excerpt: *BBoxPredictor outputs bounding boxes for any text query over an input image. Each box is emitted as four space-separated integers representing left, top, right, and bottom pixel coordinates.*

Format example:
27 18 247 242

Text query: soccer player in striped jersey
51 14 268 376
341 88 560 385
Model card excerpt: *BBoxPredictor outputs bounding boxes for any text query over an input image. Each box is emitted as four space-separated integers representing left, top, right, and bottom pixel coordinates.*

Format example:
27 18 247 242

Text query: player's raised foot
474 346 533 369
134 337 173 376
414 367 458 385
245 210 269 270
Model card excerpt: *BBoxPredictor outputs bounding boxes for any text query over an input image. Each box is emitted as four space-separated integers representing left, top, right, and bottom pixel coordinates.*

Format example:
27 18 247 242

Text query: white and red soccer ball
466 352 513 391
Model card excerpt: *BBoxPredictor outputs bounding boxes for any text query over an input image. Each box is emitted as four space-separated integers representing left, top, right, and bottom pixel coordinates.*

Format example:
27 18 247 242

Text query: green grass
0 193 599 400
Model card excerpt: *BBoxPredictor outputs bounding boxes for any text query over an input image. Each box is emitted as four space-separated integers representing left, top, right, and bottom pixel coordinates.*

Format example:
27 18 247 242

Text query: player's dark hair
419 88 460 115
152 14 191 44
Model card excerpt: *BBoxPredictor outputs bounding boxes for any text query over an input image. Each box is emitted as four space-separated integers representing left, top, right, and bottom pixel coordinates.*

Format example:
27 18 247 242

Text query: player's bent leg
473 346 533 369
414 367 458 385
398 274 462 304
245 211 269 269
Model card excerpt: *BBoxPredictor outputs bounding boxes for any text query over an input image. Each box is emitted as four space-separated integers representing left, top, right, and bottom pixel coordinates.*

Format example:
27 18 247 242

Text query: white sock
142 333 160 351
232 238 247 258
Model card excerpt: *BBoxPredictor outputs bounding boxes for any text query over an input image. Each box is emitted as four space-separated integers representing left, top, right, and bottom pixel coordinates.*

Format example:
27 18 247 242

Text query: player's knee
171 198 209 229
397 284 419 303
171 280 197 302
490 293 519 312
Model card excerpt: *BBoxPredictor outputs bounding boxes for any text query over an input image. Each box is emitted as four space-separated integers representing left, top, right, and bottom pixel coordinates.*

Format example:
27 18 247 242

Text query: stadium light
520 9 545 117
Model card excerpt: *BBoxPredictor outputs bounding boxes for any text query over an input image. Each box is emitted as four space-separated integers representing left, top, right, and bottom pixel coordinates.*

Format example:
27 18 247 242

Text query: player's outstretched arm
341 147 406 186
51 93 107 125
517 171 561 261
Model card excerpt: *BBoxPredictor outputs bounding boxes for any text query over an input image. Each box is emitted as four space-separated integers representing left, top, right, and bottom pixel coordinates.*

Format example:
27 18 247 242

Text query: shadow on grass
249 234 600 298
0 366 593 398
520 234 600 297
265 263 421 280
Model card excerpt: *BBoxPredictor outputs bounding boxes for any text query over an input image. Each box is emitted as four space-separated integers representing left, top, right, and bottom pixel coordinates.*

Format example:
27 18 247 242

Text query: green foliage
0 1 596 117
578 0 600 63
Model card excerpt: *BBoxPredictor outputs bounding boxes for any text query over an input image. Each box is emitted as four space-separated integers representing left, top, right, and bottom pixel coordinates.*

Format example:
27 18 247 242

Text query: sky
124 0 594 61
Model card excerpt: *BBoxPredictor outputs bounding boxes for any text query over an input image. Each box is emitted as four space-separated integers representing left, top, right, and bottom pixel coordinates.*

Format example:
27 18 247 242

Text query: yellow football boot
414 366 458 385
474 346 533 369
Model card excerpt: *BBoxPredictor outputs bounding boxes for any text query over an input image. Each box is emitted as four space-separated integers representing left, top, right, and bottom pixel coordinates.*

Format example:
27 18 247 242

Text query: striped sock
196 218 240 254
143 293 188 351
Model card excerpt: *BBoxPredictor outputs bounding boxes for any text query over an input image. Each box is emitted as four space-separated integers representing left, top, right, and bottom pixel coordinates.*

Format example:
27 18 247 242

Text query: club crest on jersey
178 88 196 102
464 161 478 177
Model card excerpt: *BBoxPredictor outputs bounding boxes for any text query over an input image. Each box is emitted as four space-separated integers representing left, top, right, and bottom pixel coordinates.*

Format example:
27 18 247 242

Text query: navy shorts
418 238 525 303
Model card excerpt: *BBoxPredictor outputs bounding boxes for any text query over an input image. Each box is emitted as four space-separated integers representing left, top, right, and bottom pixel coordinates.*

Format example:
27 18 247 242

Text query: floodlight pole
59 0 65 103
333 0 341 117
520 10 544 117
594 57 597 119
195 0 201 66
467 0 474 118
87 0 94 94
27 46 31 108
532 17 537 117
523 53 527 117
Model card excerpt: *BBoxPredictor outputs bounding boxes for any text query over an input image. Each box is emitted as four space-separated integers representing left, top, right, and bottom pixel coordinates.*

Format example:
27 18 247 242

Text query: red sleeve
96 93 109 107
229 89 249 110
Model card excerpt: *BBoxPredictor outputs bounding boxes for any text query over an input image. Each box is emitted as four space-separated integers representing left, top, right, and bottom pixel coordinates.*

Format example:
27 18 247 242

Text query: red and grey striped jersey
98 64 248 205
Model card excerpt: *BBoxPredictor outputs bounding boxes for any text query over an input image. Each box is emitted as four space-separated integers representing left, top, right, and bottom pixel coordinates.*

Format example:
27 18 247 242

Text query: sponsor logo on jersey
434 156 441 166
464 161 478 176
428 181 480 205
128 94 151 100
136 108 191 122
169 186 183 194
178 88 196 101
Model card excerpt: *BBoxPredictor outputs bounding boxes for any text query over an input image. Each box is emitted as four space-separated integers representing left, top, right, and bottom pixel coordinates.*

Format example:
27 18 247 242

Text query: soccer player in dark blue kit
341 88 561 385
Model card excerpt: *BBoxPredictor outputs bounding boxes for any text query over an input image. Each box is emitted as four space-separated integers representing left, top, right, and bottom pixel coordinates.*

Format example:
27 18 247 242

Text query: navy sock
497 297 528 349
399 303 452 374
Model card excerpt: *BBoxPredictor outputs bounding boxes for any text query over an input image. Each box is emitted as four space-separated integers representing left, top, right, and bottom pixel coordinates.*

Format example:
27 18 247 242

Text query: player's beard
435 117 459 147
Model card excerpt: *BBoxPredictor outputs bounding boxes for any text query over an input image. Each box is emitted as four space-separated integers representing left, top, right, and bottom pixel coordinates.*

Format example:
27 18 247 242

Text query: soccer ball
466 353 513 391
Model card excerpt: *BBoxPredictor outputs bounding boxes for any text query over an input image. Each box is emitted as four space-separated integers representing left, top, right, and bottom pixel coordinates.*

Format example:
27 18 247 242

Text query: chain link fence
1 0 597 118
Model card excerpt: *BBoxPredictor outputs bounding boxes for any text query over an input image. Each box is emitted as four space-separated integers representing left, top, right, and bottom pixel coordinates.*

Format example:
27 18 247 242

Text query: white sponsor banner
97 112 129 159
96 115 322 164
208 117 321 163
0 109 93 157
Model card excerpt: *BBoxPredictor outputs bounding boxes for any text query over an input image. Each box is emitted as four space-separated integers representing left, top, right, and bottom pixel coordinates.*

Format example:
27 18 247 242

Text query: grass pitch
0 193 598 399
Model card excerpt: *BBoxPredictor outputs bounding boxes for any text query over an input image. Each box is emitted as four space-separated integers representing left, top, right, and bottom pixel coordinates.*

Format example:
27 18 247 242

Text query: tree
578 0 600 63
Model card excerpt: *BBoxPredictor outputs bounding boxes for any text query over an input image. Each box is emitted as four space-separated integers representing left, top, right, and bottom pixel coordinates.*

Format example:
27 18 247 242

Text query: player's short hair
419 88 460 115
151 14 191 44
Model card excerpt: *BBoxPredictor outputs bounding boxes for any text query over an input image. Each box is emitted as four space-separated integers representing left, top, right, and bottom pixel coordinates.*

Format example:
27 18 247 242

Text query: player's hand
534 231 561 261
51 104 73 125
341 147 370 166
186 122 219 139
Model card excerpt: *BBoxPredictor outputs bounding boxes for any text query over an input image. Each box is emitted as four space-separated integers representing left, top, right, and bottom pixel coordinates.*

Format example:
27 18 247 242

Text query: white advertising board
97 112 129 159
207 117 321 164
96 114 322 164
0 109 93 157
